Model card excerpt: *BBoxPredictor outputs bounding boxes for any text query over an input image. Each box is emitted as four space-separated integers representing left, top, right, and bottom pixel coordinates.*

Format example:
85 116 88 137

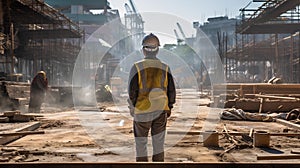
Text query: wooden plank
0 131 44 136
254 94 300 100
0 163 300 168
0 122 41 145
257 154 300 160
276 119 300 130
0 117 9 123
291 150 300 154
223 124 239 145
213 83 300 96
235 99 300 112
168 131 300 137
167 131 201 135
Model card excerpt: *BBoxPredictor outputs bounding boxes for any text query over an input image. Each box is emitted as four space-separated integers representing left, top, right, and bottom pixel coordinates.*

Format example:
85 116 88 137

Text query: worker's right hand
166 110 171 118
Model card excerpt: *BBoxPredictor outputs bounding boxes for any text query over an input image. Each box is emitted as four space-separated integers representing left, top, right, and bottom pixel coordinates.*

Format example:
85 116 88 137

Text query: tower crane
124 0 144 49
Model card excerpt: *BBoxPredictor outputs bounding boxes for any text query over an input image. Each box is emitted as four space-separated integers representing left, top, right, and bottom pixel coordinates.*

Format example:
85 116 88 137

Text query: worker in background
128 33 176 162
28 71 48 113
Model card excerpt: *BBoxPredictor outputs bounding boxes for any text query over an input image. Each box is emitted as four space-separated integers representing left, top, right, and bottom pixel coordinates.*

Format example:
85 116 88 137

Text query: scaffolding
225 0 300 83
0 0 83 85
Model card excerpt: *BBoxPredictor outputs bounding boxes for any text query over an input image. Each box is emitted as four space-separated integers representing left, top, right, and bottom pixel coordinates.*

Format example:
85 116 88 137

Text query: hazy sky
108 0 261 44
110 0 259 23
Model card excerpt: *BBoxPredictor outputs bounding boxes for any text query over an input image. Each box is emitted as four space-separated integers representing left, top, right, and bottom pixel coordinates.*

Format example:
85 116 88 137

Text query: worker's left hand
128 106 134 117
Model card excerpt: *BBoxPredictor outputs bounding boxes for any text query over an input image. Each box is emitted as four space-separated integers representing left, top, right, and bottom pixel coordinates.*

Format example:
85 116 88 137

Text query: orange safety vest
134 59 170 114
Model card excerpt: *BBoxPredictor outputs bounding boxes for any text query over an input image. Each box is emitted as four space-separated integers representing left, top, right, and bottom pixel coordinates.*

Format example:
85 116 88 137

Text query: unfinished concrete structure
45 0 137 85
0 0 83 85
196 1 300 83
228 0 300 83
0 0 132 86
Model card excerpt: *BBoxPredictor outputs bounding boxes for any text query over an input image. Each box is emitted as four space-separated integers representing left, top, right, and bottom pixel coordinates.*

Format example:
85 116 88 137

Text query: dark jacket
29 73 48 112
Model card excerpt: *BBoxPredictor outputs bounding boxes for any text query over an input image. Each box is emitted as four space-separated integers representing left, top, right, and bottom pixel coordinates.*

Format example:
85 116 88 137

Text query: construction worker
128 33 176 162
28 71 48 113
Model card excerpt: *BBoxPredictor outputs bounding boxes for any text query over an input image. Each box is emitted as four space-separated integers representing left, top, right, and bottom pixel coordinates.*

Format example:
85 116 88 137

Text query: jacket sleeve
128 65 139 107
167 68 176 109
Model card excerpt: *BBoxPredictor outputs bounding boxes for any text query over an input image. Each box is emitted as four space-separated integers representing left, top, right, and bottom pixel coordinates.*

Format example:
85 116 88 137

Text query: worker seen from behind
128 33 176 162
28 71 48 113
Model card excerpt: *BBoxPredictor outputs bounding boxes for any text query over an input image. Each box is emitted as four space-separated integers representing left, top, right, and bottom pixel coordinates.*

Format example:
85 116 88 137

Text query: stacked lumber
0 111 41 123
212 83 300 112
0 81 30 111
1 81 81 109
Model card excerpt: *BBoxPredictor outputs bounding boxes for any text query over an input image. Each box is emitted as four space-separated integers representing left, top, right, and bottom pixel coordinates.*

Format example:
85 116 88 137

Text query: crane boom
176 22 186 39
129 0 137 14
174 29 184 45
174 29 180 40
125 3 133 13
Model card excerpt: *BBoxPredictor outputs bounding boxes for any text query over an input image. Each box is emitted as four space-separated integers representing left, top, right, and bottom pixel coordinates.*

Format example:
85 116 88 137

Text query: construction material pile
213 83 300 113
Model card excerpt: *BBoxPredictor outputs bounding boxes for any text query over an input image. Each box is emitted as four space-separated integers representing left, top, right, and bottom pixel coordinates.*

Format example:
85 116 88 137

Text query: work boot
136 156 148 162
152 152 164 162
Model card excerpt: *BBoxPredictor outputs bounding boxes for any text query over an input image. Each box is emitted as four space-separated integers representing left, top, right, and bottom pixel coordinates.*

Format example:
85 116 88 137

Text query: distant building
197 16 239 48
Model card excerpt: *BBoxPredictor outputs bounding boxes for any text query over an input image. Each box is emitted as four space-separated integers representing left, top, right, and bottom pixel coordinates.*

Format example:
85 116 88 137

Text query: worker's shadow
259 147 284 154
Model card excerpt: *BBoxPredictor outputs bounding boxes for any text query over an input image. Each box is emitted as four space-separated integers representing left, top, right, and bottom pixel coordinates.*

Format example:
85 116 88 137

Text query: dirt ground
1 89 300 163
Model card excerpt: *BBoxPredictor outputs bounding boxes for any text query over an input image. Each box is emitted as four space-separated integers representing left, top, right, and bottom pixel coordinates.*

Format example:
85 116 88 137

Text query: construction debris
1 0 300 165
0 111 40 123
213 83 300 112
220 108 275 121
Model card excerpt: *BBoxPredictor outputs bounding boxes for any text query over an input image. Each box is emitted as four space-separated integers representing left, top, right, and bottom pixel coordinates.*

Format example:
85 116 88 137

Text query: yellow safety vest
134 59 170 114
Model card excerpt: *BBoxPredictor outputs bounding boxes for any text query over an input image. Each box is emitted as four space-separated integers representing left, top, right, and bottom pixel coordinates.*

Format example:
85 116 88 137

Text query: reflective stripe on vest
134 59 169 114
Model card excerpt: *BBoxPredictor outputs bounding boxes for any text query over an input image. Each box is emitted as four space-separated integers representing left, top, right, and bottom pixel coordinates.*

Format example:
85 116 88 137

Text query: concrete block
202 130 219 147
254 130 270 147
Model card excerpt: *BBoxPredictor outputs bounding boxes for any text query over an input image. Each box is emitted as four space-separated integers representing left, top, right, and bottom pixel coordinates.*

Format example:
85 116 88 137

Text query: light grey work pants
133 111 167 162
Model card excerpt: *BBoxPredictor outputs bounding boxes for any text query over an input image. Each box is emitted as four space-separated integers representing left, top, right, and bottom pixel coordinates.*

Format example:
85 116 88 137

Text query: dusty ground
1 89 300 163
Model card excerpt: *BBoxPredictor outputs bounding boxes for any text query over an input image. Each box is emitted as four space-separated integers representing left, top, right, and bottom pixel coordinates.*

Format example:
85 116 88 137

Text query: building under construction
1 0 300 166
0 0 84 85
229 0 300 83
1 0 300 85
194 0 300 84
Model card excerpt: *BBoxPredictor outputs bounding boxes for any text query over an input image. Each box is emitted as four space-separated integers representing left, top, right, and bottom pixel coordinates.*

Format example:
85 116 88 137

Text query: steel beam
240 23 300 34
237 0 300 34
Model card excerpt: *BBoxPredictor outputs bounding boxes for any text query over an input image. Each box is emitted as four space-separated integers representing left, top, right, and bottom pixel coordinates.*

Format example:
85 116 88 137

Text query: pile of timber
0 81 78 110
0 81 30 111
0 111 40 123
212 83 300 112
